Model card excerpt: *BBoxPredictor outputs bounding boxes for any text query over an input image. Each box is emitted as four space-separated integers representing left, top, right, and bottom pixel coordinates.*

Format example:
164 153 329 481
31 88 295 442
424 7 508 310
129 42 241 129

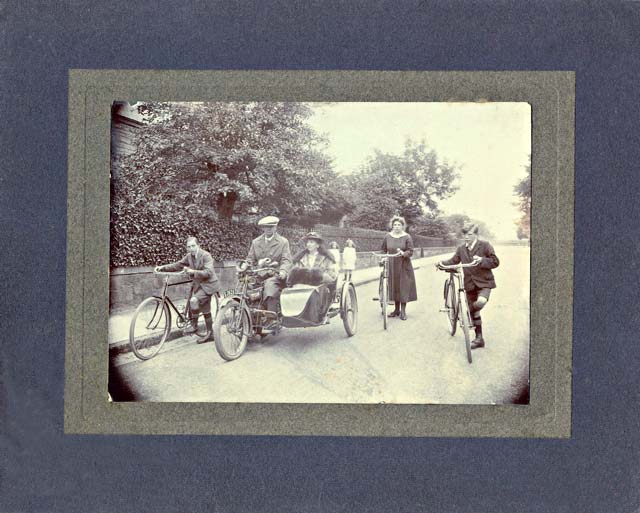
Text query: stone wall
109 247 454 313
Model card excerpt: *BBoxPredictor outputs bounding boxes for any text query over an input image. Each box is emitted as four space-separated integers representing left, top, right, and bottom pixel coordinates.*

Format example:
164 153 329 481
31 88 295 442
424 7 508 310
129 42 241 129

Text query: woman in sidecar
213 232 358 362
283 232 338 326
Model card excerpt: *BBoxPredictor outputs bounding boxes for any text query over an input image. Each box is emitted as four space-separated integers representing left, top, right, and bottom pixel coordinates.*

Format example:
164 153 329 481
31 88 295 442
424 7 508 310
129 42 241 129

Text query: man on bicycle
244 216 292 317
155 237 220 344
437 223 500 349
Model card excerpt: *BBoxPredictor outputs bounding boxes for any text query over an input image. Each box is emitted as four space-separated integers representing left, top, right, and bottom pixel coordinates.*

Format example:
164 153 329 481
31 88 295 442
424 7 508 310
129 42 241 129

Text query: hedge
110 203 261 267
110 204 454 268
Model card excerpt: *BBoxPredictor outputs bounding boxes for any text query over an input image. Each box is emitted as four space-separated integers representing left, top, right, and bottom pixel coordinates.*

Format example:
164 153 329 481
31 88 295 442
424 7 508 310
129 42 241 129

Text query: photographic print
108 100 531 405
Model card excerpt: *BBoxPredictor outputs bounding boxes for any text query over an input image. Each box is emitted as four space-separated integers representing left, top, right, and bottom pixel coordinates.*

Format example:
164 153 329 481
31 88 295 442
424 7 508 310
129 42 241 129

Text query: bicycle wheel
341 282 358 336
444 278 457 336
379 274 388 330
129 297 171 360
213 301 250 361
457 292 473 364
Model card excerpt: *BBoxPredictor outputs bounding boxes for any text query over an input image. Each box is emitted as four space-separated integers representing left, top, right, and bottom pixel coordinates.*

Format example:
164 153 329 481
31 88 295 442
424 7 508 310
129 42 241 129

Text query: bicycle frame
450 271 466 324
371 251 403 329
444 272 458 322
153 271 221 329
372 251 404 284
154 272 194 324
437 261 479 363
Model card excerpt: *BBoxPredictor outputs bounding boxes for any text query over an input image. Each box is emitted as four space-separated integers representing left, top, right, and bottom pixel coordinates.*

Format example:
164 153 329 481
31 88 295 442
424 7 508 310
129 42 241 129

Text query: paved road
110 246 529 404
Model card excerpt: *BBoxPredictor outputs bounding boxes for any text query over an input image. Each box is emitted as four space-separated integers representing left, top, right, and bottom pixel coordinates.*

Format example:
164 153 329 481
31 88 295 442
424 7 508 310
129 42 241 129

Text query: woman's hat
303 231 324 243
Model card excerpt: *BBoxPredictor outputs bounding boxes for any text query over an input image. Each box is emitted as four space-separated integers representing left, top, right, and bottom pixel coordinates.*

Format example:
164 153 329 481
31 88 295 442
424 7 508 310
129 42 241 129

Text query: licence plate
223 288 238 297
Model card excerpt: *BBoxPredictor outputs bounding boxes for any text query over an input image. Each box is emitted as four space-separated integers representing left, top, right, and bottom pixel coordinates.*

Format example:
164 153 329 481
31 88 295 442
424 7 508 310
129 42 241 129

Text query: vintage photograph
108 100 531 404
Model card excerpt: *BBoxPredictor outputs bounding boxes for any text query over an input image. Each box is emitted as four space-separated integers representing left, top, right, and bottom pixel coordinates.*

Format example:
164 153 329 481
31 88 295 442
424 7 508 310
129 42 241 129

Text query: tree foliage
110 103 492 267
513 157 531 239
118 102 339 221
410 215 452 238
441 213 496 240
345 140 459 231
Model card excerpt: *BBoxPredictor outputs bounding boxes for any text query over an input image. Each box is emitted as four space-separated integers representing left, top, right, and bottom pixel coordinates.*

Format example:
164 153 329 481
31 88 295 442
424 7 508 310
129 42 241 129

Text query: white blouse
342 247 357 270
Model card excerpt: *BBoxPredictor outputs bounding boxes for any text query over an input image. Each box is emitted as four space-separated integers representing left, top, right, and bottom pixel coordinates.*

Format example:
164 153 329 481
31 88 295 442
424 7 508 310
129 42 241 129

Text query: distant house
111 101 145 157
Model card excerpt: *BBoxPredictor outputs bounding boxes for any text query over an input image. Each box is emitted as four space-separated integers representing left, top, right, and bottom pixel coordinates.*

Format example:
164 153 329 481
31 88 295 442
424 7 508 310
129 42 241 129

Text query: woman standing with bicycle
381 215 417 320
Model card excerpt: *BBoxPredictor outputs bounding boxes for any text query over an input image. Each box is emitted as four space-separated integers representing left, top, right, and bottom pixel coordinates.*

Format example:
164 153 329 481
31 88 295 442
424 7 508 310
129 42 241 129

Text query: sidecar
280 270 358 335
213 264 358 363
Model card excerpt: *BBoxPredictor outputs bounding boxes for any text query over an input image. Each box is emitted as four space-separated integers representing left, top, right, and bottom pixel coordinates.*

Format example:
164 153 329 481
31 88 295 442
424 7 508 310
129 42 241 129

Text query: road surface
110 246 529 404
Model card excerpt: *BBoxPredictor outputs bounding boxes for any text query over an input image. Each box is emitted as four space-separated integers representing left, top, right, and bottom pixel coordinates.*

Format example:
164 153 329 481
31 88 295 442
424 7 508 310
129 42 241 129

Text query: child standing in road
342 239 357 281
328 241 341 271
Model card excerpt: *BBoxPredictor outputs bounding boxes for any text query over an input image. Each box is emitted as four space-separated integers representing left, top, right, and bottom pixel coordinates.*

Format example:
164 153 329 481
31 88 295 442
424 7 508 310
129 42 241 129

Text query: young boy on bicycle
437 223 500 349
155 237 220 344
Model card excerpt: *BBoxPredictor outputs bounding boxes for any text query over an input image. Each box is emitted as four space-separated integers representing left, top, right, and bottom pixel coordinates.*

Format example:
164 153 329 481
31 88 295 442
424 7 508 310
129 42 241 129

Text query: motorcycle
212 258 359 361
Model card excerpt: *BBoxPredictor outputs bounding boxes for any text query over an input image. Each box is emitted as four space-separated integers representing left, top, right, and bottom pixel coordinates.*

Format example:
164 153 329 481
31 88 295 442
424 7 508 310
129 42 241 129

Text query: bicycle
436 261 480 364
128 270 220 360
371 250 403 330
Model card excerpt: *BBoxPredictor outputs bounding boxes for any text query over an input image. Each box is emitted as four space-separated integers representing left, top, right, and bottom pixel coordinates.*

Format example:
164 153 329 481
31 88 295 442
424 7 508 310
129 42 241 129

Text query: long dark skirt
387 257 417 303
299 285 333 323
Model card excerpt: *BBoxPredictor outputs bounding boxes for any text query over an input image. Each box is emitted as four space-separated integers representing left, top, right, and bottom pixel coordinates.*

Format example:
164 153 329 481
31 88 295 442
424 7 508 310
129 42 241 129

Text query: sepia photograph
108 100 531 404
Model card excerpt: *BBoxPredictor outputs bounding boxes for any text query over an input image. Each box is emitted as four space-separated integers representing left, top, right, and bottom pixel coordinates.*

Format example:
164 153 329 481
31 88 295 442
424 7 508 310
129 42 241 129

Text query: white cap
257 215 280 226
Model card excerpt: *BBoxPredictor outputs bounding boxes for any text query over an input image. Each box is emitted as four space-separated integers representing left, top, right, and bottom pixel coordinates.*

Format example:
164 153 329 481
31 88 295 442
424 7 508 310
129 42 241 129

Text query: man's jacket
161 249 220 295
441 240 499 290
246 233 293 273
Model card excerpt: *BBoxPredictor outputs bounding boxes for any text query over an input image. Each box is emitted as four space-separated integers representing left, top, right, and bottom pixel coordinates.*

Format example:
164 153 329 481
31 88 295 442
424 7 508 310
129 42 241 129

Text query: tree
115 102 339 221
442 213 495 240
346 140 459 230
411 215 452 238
516 225 528 240
513 157 531 239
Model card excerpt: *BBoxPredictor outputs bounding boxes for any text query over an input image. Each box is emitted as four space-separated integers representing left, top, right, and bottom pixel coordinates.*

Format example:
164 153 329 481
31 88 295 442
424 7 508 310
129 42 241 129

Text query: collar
466 240 477 251
304 252 319 265
264 233 277 243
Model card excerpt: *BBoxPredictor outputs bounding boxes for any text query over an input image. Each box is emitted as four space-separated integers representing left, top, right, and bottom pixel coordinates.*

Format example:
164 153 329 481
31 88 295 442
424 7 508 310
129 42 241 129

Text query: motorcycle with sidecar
212 259 358 361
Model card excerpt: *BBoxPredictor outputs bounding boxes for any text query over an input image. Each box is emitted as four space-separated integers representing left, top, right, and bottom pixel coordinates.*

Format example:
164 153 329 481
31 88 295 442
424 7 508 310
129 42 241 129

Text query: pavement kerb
109 253 449 357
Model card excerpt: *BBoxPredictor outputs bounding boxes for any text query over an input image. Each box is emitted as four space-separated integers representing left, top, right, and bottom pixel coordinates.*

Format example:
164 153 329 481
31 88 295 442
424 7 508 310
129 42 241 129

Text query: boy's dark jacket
441 240 500 289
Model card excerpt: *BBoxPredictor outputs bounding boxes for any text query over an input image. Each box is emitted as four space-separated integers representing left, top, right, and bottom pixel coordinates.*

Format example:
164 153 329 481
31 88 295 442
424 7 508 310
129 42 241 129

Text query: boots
183 316 198 335
470 336 485 349
388 302 400 317
263 297 281 330
196 313 213 344
470 323 485 349
400 302 407 320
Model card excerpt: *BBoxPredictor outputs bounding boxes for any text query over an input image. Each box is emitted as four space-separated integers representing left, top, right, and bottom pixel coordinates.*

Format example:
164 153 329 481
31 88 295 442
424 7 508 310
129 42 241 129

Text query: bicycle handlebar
371 251 404 258
436 261 480 270
154 270 188 276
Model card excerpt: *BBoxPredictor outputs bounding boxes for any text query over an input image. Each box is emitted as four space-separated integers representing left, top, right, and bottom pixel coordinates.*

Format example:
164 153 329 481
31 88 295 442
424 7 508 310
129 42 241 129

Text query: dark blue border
2 1 640 512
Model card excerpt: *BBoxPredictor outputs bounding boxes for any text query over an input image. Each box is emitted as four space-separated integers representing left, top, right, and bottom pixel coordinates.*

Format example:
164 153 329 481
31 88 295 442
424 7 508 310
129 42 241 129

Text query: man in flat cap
245 216 293 315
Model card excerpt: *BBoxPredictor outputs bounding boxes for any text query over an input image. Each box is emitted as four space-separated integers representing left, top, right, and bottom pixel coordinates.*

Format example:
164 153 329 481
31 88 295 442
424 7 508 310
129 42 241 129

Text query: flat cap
258 215 280 226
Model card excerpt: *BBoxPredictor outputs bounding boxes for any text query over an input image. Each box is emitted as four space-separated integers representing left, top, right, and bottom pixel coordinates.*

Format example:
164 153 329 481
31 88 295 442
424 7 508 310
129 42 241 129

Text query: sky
307 102 531 240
